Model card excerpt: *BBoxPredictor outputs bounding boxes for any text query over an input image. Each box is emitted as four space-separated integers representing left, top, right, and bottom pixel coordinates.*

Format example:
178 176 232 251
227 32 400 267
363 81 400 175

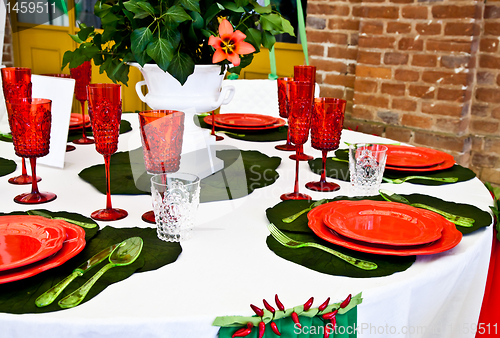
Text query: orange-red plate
204 115 286 131
69 113 91 129
214 113 278 128
322 200 443 246
386 145 445 168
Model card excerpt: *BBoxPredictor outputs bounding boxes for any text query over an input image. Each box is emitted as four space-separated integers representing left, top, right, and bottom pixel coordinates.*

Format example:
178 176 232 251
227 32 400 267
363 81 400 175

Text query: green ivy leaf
131 27 153 54
252 3 272 14
77 25 95 41
180 0 200 13
165 5 192 24
260 13 283 32
69 34 84 44
190 10 204 30
281 16 295 36
167 52 195 85
0 157 16 177
222 1 245 12
245 28 261 48
137 1 156 16
204 3 221 23
94 1 112 18
146 37 173 72
261 31 275 50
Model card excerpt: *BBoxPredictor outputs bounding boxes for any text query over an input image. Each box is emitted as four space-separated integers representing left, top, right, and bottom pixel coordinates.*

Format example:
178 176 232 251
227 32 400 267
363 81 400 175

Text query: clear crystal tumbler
151 173 201 242
348 144 388 195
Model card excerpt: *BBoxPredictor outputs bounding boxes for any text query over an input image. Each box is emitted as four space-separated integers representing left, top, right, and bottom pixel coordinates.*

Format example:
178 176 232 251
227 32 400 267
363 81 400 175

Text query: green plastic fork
267 223 377 270
382 176 458 184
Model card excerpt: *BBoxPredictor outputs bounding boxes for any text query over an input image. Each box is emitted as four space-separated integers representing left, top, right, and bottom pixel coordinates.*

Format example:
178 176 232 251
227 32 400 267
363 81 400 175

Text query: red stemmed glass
275 77 296 151
305 97 346 192
210 110 223 141
87 83 127 221
280 81 314 201
139 110 185 223
290 65 316 161
6 98 57 204
1 67 41 185
70 61 94 145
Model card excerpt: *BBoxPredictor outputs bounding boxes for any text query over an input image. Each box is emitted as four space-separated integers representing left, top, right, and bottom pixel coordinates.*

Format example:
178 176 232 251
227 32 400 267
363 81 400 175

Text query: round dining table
0 113 494 338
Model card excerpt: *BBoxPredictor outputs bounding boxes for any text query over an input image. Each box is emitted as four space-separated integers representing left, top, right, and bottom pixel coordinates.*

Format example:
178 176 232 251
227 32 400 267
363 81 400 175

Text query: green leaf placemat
0 218 181 314
0 133 12 142
79 148 282 203
196 115 287 142
67 120 132 142
308 149 476 186
0 157 16 177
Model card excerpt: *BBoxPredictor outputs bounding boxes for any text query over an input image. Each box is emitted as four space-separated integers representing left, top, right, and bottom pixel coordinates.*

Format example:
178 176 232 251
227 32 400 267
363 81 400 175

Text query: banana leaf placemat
196 115 288 142
67 120 132 142
308 149 476 186
0 210 181 314
265 194 492 278
0 157 16 177
79 148 281 203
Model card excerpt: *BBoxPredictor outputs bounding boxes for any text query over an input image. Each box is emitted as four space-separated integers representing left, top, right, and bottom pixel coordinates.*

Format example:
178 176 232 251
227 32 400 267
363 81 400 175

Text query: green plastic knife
27 210 97 228
35 243 119 307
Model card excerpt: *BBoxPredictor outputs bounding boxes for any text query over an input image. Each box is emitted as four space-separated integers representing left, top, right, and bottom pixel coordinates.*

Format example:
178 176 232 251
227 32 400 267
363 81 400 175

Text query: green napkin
0 157 16 177
67 120 132 142
308 149 476 186
78 148 282 203
196 115 288 142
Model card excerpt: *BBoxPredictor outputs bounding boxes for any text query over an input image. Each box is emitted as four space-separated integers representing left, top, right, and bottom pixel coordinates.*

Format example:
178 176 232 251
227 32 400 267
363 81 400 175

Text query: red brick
426 39 472 53
484 5 500 19
399 37 424 51
387 22 412 34
415 23 442 35
480 38 499 52
354 79 378 93
498 74 500 86
437 88 466 102
354 93 390 108
422 71 470 86
384 52 409 65
444 23 480 36
312 59 349 74
328 19 360 31
308 4 350 16
381 83 406 96
308 31 348 45
395 69 420 81
409 85 435 99
485 22 500 36
385 126 412 142
358 36 396 49
324 74 356 87
495 106 500 119
414 132 468 152
321 87 347 99
308 44 325 58
402 114 433 129
356 65 392 79
471 120 500 134
435 118 469 135
412 54 438 67
359 6 400 19
421 102 465 117
357 51 381 65
440 55 472 69
432 5 478 19
327 46 358 60
351 106 374 120
360 21 384 35
477 72 496 85
479 55 500 69
392 98 417 111
476 88 500 103
402 6 428 19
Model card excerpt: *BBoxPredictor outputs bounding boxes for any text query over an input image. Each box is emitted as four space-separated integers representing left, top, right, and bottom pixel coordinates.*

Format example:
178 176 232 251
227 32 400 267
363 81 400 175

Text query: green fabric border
0 157 17 177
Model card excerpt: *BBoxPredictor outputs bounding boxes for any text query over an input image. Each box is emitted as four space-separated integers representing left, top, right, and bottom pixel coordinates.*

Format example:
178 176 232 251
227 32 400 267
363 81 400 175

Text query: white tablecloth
0 114 493 338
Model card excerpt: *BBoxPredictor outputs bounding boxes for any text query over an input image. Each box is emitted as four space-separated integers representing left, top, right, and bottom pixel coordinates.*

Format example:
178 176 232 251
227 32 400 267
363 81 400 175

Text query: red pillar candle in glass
305 97 346 192
6 98 57 204
139 110 185 224
1 67 41 185
87 83 128 221
275 77 296 151
280 81 314 201
70 61 95 145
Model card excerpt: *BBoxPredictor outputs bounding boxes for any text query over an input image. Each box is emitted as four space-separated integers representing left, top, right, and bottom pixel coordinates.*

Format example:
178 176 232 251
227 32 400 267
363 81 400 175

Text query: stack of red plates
203 113 285 131
69 113 91 131
308 200 462 256
0 215 86 284
385 145 455 172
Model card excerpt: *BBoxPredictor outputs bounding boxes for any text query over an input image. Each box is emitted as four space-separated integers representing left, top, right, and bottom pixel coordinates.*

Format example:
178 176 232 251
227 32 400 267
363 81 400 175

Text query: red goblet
87 83 127 221
275 77 296 151
1 67 41 185
70 61 94 145
305 98 346 192
280 81 314 201
6 98 57 204
139 110 185 223
210 110 224 141
290 65 316 161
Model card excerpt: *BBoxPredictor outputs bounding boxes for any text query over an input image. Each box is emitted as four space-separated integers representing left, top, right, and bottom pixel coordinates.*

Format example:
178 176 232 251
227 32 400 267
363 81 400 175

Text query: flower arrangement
62 0 294 85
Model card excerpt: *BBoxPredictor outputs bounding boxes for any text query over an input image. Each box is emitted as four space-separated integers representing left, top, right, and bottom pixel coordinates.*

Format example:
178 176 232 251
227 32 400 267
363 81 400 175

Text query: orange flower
208 19 256 67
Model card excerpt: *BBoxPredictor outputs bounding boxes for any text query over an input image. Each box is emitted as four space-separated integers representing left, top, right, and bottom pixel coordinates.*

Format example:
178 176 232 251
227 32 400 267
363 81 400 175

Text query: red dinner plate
69 113 91 129
214 113 278 127
385 154 455 172
386 145 445 168
203 115 286 131
322 200 443 246
0 216 66 272
0 221 86 284
308 202 462 256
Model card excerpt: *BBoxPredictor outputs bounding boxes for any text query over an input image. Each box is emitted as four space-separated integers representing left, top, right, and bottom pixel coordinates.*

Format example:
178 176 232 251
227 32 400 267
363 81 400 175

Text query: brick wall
308 0 500 186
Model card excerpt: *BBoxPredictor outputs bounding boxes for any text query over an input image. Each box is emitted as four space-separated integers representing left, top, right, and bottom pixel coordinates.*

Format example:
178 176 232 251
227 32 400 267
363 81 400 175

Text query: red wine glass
275 77 296 151
6 98 57 204
290 65 316 161
139 110 185 223
87 83 127 221
70 61 94 145
280 81 314 201
305 97 346 192
210 110 223 141
1 67 41 185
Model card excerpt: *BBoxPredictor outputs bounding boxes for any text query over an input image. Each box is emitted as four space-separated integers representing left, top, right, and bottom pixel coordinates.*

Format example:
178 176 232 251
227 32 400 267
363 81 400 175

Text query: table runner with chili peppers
0 209 182 314
78 148 282 203
265 194 492 278
308 149 476 186
0 157 16 177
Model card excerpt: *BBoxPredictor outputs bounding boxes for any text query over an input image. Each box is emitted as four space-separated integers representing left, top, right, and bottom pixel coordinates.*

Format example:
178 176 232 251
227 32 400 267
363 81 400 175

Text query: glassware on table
275 77 296 151
280 81 314 201
305 97 346 192
6 98 57 204
70 61 94 145
139 110 185 224
210 110 224 141
348 143 388 195
87 83 128 221
1 67 41 185
151 172 201 242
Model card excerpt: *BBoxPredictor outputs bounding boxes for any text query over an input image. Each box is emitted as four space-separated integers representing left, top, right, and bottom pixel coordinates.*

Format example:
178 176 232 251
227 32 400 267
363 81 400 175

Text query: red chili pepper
324 324 332 338
232 325 252 338
291 312 301 328
340 294 352 309
258 321 266 338
263 299 275 313
275 294 285 311
318 297 330 311
270 322 281 336
330 316 337 329
250 304 264 317
303 297 314 311
321 309 338 320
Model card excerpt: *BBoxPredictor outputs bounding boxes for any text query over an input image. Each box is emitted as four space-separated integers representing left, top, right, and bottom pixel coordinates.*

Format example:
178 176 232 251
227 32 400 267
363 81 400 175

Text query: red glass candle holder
275 77 296 151
305 97 346 192
70 61 94 145
87 83 127 221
